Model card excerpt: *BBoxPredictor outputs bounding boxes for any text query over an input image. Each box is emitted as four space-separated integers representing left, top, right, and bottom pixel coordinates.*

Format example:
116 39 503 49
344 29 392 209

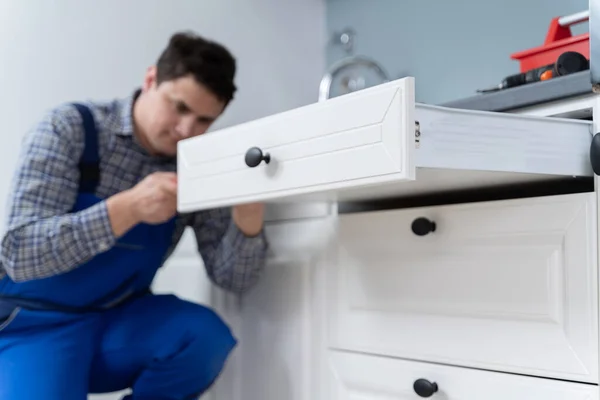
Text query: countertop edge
439 71 593 112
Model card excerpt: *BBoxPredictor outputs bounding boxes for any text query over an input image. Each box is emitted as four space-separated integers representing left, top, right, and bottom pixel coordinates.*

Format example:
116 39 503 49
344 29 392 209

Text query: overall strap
71 103 100 194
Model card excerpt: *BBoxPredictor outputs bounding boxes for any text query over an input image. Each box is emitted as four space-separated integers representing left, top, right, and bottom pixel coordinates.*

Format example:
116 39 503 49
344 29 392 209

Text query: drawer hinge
415 120 421 148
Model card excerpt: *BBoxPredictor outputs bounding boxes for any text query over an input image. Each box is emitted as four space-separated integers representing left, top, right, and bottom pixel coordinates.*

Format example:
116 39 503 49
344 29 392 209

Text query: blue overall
0 104 237 399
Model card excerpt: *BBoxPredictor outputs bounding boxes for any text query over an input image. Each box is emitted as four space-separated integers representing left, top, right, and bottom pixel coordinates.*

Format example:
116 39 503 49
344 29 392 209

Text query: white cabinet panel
327 193 598 383
211 219 331 400
178 77 415 212
234 258 314 400
327 351 598 400
177 77 593 212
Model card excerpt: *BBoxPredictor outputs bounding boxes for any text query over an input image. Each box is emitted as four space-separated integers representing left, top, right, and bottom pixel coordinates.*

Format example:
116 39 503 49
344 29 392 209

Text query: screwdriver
477 51 589 93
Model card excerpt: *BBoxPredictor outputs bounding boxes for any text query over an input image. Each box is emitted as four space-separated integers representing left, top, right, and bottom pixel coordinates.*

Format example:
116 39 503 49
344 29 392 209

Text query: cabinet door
210 218 333 400
327 193 598 383
326 351 599 400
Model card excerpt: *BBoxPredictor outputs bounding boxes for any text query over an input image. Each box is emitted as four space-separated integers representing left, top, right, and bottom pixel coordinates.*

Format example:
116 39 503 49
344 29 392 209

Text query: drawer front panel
327 351 598 400
327 193 598 382
177 78 415 212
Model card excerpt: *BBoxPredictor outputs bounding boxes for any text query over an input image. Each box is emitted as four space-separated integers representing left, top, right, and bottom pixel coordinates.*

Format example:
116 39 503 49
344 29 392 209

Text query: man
0 31 268 399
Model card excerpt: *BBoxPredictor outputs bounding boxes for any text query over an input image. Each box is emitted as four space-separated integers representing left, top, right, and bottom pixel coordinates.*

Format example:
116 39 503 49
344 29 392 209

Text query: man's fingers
152 171 177 181
164 183 178 196
159 176 178 196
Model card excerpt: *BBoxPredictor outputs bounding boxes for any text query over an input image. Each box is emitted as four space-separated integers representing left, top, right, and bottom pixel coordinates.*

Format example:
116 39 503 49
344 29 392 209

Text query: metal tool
477 51 589 93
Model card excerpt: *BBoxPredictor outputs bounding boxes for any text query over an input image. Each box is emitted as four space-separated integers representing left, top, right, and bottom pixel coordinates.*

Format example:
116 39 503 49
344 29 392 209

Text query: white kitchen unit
177 77 600 399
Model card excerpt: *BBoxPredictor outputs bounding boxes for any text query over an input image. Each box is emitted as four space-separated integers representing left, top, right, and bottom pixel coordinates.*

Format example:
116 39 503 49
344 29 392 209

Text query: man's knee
174 299 238 377
91 296 238 398
193 304 237 356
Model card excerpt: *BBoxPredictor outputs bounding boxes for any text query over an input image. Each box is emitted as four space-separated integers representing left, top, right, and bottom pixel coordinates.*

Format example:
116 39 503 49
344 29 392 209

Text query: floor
89 391 130 399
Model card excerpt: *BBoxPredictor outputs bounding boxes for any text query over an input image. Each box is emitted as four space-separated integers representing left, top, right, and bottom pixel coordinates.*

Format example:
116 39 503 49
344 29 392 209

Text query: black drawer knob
413 378 438 397
245 146 271 168
411 217 436 236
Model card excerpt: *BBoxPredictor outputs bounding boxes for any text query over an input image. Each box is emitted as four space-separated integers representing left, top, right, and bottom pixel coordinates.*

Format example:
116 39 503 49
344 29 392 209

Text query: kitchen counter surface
440 71 593 112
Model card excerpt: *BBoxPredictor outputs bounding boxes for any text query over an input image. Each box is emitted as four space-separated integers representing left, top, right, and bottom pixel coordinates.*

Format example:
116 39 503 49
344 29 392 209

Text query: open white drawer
177 77 593 212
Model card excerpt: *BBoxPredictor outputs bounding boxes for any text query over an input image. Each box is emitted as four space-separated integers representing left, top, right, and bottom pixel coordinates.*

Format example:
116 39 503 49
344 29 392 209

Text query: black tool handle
555 51 588 75
501 51 588 90
501 64 553 89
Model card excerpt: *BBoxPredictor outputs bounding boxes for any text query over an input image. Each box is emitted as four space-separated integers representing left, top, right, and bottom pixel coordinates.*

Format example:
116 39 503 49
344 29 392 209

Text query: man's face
137 67 226 157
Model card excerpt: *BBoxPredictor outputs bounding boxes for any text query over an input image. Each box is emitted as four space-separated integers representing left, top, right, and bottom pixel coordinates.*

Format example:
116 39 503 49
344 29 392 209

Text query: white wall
0 0 326 398
0 0 326 226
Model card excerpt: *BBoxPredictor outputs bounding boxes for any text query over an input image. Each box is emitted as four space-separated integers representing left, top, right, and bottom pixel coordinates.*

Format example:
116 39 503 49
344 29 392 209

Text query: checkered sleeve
189 208 268 294
0 105 116 282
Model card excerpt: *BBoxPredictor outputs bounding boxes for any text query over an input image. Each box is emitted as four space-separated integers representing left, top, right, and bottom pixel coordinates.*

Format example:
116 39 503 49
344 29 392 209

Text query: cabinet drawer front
177 75 593 213
327 351 598 400
327 193 598 382
177 78 416 212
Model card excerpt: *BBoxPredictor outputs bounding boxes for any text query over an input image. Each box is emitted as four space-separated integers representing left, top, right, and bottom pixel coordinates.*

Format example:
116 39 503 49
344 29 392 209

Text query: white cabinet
209 218 334 400
327 351 598 400
176 80 600 399
177 77 416 212
328 193 598 383
177 77 593 212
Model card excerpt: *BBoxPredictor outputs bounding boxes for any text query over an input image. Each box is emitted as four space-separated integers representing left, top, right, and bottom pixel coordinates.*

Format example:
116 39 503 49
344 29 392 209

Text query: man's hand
107 172 178 237
232 202 265 237
128 172 178 224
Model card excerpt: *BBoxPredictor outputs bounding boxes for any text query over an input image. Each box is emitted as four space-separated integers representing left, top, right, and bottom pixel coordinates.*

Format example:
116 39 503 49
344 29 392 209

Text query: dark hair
156 31 237 104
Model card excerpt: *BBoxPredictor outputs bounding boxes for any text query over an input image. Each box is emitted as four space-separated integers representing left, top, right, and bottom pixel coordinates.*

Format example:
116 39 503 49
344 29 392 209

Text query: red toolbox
510 10 589 73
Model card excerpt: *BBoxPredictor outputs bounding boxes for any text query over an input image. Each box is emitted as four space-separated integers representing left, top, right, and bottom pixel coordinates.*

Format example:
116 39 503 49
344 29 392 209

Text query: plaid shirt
0 90 268 293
